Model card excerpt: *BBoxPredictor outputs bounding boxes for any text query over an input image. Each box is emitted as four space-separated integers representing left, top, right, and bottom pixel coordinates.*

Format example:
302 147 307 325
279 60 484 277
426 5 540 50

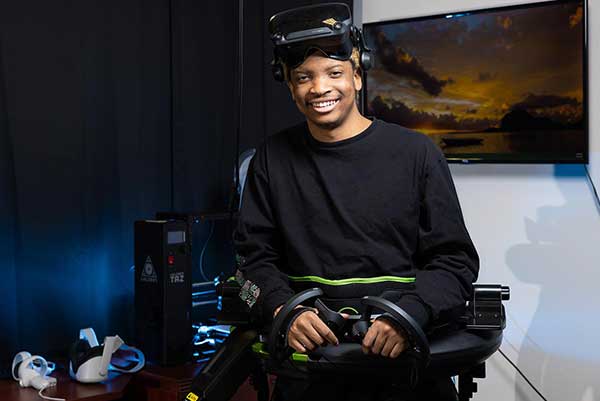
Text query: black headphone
352 25 373 72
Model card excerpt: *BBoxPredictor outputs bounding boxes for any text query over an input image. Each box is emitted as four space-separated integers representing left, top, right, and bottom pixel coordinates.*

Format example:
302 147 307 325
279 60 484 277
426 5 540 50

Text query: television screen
363 0 587 163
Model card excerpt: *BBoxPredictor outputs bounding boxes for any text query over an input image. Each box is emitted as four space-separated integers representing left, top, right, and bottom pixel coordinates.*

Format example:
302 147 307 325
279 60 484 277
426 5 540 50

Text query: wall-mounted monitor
363 0 587 163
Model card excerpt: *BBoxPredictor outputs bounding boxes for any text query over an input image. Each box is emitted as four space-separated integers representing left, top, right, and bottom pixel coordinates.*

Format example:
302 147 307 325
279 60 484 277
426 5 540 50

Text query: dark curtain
0 0 173 366
170 0 352 285
0 0 351 371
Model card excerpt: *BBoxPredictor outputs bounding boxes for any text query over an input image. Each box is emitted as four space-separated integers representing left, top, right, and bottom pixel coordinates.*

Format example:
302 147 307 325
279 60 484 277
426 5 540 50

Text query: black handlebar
267 288 430 367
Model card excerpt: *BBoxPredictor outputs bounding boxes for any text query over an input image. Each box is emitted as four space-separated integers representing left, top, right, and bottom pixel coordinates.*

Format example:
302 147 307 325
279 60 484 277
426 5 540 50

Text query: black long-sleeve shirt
233 119 479 328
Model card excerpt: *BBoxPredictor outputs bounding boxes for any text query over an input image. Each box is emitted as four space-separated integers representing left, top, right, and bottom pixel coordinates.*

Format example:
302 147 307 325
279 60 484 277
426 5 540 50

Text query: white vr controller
12 351 56 390
12 351 64 401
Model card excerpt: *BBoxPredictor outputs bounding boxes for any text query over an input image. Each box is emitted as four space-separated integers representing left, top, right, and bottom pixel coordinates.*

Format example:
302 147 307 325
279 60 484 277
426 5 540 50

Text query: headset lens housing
269 3 354 68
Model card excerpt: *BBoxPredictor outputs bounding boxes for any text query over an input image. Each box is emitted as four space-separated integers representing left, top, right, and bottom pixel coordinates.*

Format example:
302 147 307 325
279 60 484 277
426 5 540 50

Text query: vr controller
267 288 430 368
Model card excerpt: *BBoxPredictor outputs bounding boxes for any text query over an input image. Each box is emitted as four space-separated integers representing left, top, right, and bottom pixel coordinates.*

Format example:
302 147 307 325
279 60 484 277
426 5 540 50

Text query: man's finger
311 316 339 345
390 342 405 359
303 321 328 346
293 332 317 351
288 339 306 353
371 327 391 354
381 338 396 357
362 325 378 354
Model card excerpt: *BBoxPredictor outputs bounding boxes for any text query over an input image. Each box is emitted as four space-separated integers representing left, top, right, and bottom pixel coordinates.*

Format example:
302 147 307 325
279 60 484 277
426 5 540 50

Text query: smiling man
287 52 371 142
233 3 479 401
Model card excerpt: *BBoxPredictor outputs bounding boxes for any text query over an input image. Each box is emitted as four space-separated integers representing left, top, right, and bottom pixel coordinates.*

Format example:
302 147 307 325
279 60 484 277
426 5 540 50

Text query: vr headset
269 2 372 81
69 328 145 383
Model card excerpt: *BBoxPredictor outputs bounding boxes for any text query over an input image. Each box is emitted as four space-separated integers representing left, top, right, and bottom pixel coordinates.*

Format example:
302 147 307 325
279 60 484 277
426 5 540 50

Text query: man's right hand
274 305 340 353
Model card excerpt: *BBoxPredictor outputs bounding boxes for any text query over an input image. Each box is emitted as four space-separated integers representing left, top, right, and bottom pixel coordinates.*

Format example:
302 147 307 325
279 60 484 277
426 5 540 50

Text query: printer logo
140 256 158 283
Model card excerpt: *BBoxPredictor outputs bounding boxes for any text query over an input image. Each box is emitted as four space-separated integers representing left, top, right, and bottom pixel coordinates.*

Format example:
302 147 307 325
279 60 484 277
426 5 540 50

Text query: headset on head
268 3 372 82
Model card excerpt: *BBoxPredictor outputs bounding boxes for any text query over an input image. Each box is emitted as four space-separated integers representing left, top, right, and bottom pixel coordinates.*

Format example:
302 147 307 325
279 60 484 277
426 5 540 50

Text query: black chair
206 282 509 401
187 150 510 400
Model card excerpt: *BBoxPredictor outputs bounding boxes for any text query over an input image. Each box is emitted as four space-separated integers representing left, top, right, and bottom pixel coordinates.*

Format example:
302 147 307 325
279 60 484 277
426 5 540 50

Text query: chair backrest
236 149 256 210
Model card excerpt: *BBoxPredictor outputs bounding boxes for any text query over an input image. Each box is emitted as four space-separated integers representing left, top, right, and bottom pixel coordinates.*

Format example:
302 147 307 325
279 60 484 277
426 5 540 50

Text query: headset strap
99 335 124 377
79 328 100 347
109 344 145 373
74 327 146 377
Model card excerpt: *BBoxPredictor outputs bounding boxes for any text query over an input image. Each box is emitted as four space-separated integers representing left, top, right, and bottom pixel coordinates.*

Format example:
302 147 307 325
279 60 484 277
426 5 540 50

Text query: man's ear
287 81 296 102
353 68 363 92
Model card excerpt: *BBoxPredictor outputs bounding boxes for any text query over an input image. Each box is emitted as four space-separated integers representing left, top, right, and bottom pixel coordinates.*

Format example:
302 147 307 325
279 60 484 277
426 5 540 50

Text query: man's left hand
361 318 407 358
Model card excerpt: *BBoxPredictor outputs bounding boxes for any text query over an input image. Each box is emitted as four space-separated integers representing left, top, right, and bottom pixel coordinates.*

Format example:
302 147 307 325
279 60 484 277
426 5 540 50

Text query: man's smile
308 98 340 113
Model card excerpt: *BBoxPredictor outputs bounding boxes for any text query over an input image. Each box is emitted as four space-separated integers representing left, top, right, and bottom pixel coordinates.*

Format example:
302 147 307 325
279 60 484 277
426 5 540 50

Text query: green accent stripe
287 275 415 286
252 342 269 357
291 353 308 362
251 342 310 362
337 306 359 314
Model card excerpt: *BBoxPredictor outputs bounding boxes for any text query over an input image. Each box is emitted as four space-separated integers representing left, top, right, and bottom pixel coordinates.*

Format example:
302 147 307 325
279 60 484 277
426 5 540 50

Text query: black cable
451 377 459 398
227 0 244 242
233 0 244 214
584 164 600 211
168 0 175 211
498 348 549 401
198 221 215 281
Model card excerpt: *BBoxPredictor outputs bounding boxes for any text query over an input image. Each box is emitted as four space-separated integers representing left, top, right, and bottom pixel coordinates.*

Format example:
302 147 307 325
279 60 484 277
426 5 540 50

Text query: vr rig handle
314 299 347 338
267 288 431 368
267 288 324 361
361 296 431 366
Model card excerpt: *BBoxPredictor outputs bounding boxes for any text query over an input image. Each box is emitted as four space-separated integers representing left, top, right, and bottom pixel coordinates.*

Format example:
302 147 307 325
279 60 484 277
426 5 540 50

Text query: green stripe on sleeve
287 275 415 286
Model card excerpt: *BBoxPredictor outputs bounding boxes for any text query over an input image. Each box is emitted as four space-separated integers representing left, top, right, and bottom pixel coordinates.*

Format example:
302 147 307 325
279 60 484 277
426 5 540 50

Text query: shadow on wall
506 165 600 401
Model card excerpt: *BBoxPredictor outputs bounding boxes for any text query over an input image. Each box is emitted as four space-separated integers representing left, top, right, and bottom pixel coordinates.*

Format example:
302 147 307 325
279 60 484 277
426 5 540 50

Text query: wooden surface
128 362 203 401
0 369 130 401
2 362 269 401
129 362 273 401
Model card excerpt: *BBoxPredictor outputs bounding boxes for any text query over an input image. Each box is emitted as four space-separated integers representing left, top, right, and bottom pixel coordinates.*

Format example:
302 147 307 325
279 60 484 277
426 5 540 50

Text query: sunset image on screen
364 0 585 162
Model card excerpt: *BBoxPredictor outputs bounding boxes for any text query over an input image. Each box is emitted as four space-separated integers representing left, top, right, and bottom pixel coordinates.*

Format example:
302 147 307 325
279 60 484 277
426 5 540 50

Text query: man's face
287 53 362 130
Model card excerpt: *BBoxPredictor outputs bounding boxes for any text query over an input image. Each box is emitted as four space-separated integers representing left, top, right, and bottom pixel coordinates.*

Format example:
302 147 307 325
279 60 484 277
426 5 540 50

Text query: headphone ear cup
272 61 285 82
360 51 373 71
351 26 373 72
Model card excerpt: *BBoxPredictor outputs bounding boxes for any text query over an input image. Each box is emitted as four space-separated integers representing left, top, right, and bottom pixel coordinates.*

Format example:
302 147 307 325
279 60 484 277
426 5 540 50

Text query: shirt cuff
263 289 294 322
391 294 431 328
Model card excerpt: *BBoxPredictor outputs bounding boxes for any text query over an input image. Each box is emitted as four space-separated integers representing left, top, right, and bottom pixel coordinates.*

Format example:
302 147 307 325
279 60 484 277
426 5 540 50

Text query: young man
233 4 478 400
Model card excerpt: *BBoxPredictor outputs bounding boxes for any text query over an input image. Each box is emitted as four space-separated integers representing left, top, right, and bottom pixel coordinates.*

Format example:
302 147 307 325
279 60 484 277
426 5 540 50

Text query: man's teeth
312 100 339 107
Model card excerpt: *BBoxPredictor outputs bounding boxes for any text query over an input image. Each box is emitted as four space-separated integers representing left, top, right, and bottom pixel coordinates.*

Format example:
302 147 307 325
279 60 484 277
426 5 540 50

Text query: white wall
356 1 600 400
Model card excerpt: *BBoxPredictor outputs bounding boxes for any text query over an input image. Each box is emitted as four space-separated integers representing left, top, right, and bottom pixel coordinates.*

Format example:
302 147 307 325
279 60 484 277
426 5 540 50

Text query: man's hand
274 305 339 353
362 318 407 358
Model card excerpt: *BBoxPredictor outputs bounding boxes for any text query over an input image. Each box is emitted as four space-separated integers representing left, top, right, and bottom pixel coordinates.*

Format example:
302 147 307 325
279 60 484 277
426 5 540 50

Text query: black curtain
169 0 351 290
0 0 173 366
0 0 351 371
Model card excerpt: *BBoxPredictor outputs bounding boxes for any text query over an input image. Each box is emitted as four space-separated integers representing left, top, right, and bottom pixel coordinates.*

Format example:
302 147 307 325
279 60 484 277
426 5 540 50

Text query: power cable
498 348 549 401
232 0 244 214
226 0 244 246
198 221 215 281
583 164 600 211
168 0 175 211
497 311 550 401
